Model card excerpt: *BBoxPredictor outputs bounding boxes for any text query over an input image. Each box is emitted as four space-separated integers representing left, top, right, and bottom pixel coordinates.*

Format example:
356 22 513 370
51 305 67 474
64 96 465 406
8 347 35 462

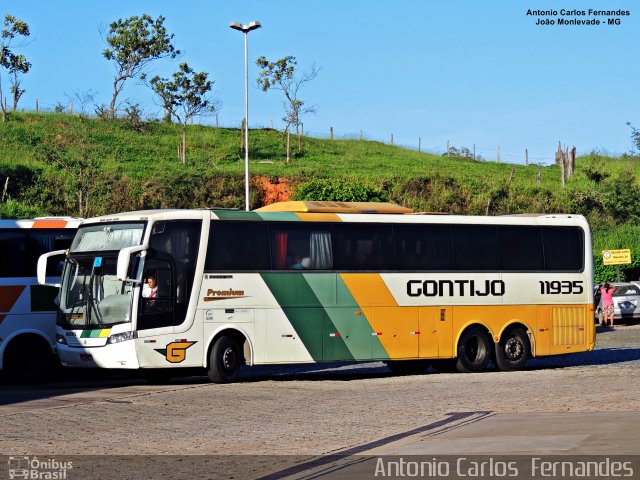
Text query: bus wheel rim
504 337 523 360
222 347 236 370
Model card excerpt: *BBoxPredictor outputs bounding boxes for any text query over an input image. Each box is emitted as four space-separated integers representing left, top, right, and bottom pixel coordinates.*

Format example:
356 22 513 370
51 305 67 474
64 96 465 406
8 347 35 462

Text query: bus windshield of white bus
70 223 145 252
59 222 146 328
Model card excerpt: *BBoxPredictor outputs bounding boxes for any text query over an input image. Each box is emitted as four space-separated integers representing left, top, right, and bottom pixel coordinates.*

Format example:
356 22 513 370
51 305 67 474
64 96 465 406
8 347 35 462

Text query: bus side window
0 230 29 277
333 224 394 271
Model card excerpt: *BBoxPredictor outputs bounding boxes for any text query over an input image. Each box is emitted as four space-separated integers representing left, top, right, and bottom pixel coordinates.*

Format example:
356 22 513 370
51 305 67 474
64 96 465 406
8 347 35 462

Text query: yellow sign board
602 249 631 265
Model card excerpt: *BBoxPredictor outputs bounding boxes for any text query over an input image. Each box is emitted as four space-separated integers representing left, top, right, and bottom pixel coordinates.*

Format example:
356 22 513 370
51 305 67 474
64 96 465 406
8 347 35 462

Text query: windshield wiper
87 266 104 327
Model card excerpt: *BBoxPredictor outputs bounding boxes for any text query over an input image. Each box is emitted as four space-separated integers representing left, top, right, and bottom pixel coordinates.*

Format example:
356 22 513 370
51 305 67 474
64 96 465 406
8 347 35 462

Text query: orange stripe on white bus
32 219 69 229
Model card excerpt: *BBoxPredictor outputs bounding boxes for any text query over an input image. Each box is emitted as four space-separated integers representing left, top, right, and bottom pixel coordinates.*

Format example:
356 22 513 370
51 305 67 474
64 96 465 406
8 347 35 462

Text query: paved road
0 325 638 479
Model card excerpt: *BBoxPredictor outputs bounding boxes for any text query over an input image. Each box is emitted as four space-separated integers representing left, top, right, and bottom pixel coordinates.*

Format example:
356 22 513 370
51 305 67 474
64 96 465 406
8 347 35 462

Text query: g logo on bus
154 341 197 363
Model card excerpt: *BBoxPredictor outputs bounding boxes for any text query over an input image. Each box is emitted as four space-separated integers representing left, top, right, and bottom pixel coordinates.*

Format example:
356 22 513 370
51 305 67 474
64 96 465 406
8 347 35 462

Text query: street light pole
230 21 261 211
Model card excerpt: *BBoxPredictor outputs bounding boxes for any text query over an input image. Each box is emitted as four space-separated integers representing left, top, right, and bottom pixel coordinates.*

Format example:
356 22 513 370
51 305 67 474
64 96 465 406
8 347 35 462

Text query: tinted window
542 227 584 271
333 224 394 270
0 229 75 277
613 284 640 297
149 220 202 303
206 222 270 271
0 230 28 277
270 223 333 270
395 224 453 270
452 225 499 271
498 226 544 271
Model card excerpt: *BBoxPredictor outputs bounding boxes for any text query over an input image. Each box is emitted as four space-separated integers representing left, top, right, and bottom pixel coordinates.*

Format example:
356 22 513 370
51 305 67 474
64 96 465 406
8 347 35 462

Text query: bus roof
254 201 413 214
0 218 82 229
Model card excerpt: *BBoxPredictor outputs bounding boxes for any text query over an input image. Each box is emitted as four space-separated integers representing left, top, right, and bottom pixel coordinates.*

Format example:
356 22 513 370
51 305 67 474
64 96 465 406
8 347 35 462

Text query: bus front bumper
57 341 139 369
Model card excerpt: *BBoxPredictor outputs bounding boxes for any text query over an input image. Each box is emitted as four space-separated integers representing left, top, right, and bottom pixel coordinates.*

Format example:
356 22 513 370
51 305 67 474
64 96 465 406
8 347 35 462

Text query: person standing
600 282 617 328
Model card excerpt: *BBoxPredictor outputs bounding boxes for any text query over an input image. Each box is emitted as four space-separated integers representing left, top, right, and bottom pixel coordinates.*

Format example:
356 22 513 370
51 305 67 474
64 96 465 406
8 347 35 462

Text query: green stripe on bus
305 274 389 360
30 285 58 312
80 329 108 338
255 212 300 222
213 211 263 221
261 273 354 362
335 275 390 360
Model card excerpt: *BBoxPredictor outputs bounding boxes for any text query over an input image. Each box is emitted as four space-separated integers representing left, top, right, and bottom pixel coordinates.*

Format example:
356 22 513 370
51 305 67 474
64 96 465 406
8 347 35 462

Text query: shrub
293 179 388 202
0 200 45 219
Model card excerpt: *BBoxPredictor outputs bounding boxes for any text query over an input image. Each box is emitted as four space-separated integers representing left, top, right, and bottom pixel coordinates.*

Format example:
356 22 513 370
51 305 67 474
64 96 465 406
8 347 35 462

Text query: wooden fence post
525 149 529 166
447 141 450 157
418 137 421 152
330 127 333 140
569 146 576 177
560 146 566 187
390 133 393 145
69 100 73 113
287 131 291 165
2 177 8 202
35 98 39 114
473 144 476 161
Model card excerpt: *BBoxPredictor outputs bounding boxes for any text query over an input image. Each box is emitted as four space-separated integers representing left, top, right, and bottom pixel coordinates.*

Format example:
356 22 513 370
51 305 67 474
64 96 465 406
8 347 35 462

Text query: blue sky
3 0 639 163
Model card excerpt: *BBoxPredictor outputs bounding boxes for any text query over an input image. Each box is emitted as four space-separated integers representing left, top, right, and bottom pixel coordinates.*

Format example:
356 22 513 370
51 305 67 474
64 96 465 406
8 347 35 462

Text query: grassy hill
2 111 640 282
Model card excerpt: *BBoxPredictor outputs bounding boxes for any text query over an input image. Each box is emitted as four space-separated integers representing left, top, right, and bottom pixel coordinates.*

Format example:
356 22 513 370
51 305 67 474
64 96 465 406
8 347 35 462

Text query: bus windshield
70 222 145 252
58 254 134 328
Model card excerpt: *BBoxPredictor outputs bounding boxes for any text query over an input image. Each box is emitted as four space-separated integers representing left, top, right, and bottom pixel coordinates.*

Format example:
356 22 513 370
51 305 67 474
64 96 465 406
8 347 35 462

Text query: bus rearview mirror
117 245 148 282
37 249 68 287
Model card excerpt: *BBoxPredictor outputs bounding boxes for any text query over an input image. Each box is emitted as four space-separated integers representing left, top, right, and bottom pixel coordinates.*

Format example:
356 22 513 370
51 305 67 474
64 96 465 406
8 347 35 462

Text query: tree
627 122 640 153
0 14 31 116
150 63 219 164
102 14 179 119
255 56 318 134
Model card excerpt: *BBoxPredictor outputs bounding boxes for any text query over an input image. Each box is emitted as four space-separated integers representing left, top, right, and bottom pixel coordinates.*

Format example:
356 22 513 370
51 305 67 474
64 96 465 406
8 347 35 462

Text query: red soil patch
255 176 293 206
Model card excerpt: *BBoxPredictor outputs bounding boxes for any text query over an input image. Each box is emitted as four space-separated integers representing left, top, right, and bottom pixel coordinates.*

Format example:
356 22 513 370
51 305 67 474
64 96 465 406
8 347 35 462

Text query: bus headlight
56 334 67 345
107 331 135 344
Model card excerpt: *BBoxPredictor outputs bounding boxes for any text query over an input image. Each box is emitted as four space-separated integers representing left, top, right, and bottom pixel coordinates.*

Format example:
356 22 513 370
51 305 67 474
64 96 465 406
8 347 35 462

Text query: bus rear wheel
495 328 530 371
3 335 55 384
456 326 492 373
208 335 244 384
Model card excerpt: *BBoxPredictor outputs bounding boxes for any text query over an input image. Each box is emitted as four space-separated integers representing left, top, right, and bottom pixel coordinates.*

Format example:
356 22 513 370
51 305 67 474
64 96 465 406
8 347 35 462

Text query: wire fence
6 99 560 166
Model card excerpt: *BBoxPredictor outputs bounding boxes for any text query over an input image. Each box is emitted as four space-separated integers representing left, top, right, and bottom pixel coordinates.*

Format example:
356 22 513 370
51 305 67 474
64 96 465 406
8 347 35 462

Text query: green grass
0 110 638 213
3 111 640 283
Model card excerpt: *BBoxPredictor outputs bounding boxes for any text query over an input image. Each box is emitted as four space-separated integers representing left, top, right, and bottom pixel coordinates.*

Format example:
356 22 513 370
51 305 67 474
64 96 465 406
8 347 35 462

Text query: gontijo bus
1 218 80 380
37 201 595 383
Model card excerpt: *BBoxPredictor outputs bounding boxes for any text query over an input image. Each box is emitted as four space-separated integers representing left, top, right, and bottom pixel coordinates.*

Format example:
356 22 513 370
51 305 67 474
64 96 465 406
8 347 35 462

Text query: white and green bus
38 201 595 383
1 218 80 381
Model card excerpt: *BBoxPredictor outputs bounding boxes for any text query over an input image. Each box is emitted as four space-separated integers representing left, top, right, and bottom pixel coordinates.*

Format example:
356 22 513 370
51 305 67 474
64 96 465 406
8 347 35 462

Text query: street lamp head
229 21 262 33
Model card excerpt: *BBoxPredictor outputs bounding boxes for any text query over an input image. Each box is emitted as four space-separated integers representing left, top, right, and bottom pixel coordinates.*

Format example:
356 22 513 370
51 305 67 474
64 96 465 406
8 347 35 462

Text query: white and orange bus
38 202 595 383
1 218 80 381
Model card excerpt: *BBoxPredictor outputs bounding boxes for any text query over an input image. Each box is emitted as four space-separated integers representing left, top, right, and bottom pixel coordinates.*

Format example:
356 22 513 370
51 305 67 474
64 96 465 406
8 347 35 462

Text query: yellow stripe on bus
294 213 342 222
338 274 593 359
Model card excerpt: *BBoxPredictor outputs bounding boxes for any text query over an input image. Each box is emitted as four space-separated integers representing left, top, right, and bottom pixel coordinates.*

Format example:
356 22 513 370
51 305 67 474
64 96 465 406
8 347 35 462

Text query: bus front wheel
208 335 243 384
456 326 492 373
495 328 530 371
